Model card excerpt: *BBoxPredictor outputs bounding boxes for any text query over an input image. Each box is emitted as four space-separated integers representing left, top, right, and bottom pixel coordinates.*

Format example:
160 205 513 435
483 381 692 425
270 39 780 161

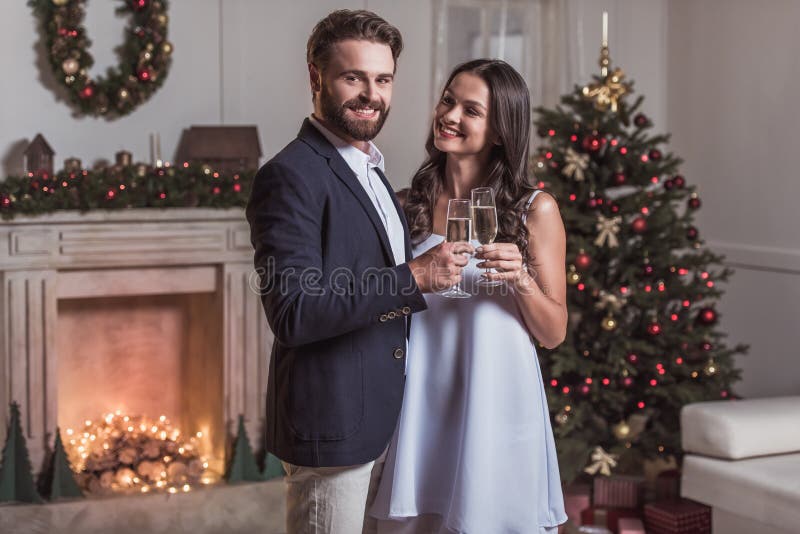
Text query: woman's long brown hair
404 59 536 258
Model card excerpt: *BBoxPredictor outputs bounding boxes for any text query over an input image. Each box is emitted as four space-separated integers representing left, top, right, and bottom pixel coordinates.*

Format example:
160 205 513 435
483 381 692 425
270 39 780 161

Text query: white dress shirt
309 115 406 266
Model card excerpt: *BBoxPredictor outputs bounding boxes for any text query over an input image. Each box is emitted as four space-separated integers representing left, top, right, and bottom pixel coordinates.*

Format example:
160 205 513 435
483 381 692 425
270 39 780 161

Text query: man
245 10 471 534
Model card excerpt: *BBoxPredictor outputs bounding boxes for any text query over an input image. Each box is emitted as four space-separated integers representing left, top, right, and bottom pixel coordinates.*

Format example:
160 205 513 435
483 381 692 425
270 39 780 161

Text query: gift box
593 475 644 508
655 469 681 501
580 506 641 533
644 498 711 534
617 517 645 534
563 483 591 526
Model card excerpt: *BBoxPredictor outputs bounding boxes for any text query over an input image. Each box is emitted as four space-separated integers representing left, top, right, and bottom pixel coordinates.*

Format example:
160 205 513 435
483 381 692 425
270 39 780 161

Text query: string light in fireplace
64 410 211 496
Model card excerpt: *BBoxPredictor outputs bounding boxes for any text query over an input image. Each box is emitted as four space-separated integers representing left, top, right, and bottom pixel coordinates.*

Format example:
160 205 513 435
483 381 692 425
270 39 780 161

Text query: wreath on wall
29 0 173 118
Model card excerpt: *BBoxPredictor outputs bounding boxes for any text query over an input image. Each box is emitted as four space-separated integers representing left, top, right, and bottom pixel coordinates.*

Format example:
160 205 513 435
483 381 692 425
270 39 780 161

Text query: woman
370 59 568 533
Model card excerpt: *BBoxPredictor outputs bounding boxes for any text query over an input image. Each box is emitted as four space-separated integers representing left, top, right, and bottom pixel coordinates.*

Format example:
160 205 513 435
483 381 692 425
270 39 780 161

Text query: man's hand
409 241 474 293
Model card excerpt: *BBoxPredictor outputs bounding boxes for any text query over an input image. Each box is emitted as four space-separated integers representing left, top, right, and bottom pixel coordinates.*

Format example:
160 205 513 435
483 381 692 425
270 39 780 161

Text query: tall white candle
602 11 608 44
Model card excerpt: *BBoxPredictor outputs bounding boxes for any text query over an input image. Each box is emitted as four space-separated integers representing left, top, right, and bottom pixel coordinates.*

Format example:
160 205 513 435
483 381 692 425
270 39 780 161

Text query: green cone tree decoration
532 47 747 482
226 415 261 483
262 452 285 481
0 402 44 503
41 428 83 500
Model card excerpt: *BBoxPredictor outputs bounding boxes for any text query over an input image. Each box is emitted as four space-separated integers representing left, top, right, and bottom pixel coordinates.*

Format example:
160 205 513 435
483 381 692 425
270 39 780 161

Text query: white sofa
680 396 800 534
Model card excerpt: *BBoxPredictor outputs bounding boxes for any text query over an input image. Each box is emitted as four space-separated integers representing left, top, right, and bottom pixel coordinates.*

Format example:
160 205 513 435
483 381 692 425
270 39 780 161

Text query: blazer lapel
374 167 413 263
297 119 396 266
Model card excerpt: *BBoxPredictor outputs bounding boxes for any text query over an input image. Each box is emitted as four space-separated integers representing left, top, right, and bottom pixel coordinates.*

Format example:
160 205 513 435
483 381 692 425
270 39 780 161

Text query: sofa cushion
681 396 800 459
681 453 800 533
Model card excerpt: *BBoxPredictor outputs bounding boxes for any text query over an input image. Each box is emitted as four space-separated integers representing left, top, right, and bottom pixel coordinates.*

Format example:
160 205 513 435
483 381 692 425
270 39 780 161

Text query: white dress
370 190 567 534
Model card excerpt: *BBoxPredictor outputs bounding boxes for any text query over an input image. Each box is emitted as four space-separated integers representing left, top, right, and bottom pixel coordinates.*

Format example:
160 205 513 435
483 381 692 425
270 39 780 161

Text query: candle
115 150 132 167
155 132 163 168
602 11 608 44
149 133 155 166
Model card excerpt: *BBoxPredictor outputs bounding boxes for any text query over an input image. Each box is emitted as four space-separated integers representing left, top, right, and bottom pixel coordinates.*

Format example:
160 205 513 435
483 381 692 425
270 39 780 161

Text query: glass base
438 287 472 298
476 278 504 287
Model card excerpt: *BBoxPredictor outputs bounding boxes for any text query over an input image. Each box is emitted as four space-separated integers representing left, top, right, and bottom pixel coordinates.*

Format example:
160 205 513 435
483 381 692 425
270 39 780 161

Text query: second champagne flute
439 198 472 298
471 187 503 287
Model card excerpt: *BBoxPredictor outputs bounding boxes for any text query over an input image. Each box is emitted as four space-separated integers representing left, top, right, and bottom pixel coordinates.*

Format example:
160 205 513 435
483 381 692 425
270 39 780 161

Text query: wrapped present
617 517 645 534
580 506 641 533
593 475 644 508
644 498 711 534
655 469 681 501
563 483 591 525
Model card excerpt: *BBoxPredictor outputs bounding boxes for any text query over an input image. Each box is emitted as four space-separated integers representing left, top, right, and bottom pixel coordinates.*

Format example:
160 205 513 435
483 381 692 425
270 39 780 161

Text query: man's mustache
343 99 385 114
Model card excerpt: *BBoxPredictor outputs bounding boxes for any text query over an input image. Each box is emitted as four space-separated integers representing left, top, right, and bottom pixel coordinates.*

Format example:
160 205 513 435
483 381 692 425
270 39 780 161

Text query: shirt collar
309 114 384 172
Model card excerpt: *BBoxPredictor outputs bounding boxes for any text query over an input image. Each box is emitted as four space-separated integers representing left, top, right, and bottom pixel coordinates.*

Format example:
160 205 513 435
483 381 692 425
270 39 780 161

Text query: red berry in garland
613 172 626 185
647 321 662 336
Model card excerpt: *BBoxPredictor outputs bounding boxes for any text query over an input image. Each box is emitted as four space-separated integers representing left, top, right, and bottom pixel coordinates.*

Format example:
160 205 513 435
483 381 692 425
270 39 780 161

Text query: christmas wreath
29 0 173 118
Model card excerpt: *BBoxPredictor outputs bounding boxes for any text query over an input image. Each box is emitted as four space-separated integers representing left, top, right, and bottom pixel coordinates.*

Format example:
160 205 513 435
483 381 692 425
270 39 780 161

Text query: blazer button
393 347 405 359
387 311 397 320
379 314 388 322
401 306 411 315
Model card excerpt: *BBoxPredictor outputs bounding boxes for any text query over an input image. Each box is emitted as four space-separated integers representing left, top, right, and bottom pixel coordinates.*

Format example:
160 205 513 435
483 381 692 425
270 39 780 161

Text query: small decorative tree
226 415 261 483
0 402 44 503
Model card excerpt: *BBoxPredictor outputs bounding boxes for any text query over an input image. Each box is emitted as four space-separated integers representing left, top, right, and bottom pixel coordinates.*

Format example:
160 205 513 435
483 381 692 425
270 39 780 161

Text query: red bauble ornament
233 183 241 192
688 196 702 209
697 307 718 325
649 149 662 161
673 175 686 188
634 113 649 127
627 353 638 363
132 0 149 10
79 84 94 99
700 341 714 352
212 186 221 195
613 172 626 185
580 385 590 395
582 134 606 152
137 68 153 82
631 216 647 234
663 178 674 190
609 202 620 213
622 377 634 387
643 264 655 276
575 251 592 270
686 226 699 240
1 195 11 208
647 322 662 336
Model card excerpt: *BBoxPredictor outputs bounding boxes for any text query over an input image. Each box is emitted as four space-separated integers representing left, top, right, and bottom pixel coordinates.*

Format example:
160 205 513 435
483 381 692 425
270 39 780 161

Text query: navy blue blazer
246 119 428 467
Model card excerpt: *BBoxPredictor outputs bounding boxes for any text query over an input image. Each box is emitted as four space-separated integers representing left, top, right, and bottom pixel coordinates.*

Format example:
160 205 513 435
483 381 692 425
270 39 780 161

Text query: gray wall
667 0 800 398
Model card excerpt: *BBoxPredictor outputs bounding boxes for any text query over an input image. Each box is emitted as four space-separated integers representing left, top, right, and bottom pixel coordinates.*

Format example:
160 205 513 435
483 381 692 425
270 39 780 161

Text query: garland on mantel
0 164 253 220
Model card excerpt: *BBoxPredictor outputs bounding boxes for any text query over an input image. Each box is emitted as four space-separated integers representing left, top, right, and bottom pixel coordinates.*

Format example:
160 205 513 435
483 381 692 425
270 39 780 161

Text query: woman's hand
475 243 529 284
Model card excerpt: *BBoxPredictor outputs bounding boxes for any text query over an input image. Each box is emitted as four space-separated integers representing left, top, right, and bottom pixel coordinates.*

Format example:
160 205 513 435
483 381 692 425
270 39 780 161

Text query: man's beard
319 85 390 141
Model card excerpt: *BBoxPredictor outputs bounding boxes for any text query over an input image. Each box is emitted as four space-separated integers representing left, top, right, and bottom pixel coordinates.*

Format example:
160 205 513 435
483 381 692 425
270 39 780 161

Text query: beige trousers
282 450 386 534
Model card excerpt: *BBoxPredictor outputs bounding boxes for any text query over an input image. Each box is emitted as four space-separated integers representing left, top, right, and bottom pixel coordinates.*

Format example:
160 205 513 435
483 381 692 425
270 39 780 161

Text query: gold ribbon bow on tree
594 290 627 313
562 148 590 181
584 446 619 476
582 68 631 113
595 214 622 248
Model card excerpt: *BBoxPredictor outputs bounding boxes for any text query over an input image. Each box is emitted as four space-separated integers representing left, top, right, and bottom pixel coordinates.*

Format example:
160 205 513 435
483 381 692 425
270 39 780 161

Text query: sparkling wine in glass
439 198 472 299
471 187 503 287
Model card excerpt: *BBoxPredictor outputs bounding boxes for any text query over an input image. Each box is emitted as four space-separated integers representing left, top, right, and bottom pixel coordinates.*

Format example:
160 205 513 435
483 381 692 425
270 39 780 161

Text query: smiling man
246 10 471 534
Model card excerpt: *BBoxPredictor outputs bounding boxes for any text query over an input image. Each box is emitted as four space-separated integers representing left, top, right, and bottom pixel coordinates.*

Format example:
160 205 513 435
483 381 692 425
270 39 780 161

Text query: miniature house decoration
24 134 55 176
175 126 262 173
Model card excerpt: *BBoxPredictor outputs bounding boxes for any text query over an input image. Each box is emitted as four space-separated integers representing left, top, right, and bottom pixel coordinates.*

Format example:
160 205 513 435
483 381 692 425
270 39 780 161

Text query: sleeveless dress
370 190 567 534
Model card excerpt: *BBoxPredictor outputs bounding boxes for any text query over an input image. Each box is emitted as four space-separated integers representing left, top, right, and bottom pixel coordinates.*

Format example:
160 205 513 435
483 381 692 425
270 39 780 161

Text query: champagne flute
439 198 473 299
471 187 503 287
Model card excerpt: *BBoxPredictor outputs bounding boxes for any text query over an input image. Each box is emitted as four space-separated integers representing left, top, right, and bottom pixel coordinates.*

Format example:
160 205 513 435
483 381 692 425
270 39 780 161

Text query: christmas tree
0 402 44 503
532 41 747 482
262 452 285 481
39 428 83 500
225 415 262 483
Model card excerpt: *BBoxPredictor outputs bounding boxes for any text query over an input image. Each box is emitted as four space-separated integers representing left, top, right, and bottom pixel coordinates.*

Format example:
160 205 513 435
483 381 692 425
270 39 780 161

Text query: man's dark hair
307 10 403 71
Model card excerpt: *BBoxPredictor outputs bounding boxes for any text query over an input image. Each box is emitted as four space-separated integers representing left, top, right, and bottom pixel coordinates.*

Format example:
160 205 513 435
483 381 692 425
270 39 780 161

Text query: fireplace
0 208 272 481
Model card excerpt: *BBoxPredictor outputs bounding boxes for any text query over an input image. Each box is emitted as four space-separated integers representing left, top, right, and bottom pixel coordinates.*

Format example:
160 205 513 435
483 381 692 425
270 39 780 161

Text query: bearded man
245 10 469 534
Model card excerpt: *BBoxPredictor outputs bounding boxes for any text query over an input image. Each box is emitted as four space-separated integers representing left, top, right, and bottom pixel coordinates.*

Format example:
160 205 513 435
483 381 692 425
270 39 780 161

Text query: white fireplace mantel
0 208 272 473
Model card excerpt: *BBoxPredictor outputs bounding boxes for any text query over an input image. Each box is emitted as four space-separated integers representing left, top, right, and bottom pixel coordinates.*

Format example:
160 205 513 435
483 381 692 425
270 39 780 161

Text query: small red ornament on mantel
79 84 95 99
612 172 626 185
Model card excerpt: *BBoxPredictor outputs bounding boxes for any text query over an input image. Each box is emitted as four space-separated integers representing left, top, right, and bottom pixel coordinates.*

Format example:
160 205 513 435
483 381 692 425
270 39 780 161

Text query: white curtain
432 0 610 109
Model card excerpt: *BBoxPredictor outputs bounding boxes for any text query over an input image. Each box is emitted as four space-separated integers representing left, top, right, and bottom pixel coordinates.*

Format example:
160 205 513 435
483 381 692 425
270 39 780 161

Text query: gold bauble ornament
62 58 79 75
156 13 169 26
566 265 580 285
704 358 717 376
612 420 631 440
161 41 173 56
555 412 569 426
601 315 617 331
118 88 130 101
